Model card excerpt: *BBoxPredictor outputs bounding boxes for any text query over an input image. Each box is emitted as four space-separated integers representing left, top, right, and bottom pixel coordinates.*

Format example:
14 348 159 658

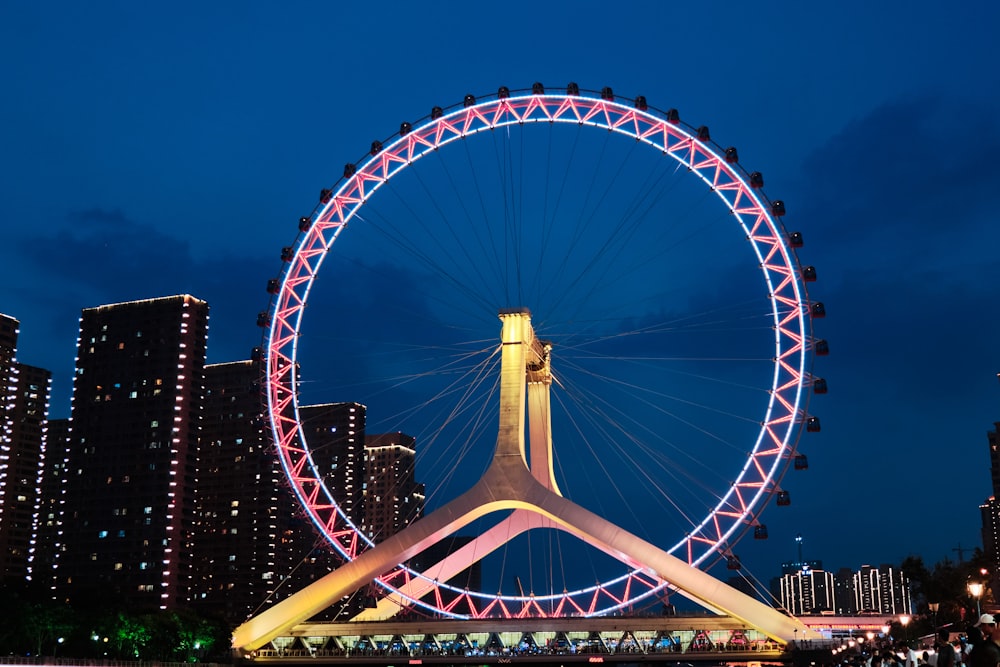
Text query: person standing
969 615 1000 667
939 629 957 667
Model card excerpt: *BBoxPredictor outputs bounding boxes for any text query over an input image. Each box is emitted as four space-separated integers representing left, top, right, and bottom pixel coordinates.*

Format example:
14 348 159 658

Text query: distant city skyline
0 290 974 605
1 292 950 618
0 296 432 622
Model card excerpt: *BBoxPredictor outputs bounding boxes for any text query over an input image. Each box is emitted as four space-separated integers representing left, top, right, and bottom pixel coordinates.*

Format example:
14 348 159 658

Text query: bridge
237 309 825 658
247 615 786 664
244 615 890 665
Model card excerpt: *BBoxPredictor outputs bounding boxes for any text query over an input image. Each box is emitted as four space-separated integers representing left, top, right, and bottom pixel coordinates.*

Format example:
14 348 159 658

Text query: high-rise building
833 567 859 614
0 314 20 560
55 295 208 611
192 359 284 622
33 417 70 585
0 363 52 581
0 314 53 583
771 560 911 616
776 565 835 615
852 564 911 615
0 313 16 386
275 402 367 619
982 421 1000 596
192 363 371 623
299 403 364 527
363 432 424 543
990 420 1000 497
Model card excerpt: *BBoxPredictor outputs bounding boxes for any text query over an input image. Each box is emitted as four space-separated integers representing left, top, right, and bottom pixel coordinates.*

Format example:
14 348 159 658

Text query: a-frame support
232 309 820 653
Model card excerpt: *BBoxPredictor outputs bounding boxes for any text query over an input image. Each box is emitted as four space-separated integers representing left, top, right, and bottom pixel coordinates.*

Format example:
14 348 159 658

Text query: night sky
3 1 1000 592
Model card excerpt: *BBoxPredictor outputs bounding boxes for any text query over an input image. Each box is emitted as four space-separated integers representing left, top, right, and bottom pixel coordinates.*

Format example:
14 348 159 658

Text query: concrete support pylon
232 309 821 653
351 312 557 622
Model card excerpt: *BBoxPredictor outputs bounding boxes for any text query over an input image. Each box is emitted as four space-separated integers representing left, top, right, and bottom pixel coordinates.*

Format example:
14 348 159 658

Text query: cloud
13 206 277 412
792 93 1000 276
784 92 1000 408
24 207 196 298
757 91 1000 571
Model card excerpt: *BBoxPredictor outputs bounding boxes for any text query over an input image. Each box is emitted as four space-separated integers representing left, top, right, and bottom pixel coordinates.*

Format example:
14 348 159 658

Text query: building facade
299 403 365 528
0 300 443 623
55 295 208 610
33 416 69 584
776 565 836 615
0 314 53 584
771 561 911 616
363 432 424 543
192 360 286 622
851 564 912 615
833 567 859 615
982 422 1000 596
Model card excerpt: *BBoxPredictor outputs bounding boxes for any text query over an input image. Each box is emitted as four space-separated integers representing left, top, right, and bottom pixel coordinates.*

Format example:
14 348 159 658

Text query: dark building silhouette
852 564 911 615
775 565 835 615
4 297 441 621
0 315 16 393
192 360 287 622
193 366 379 623
55 295 208 610
833 567 859 614
363 432 424 543
0 314 52 583
982 421 1000 596
0 313 22 579
272 402 367 620
299 403 364 527
33 416 69 584
770 558 911 616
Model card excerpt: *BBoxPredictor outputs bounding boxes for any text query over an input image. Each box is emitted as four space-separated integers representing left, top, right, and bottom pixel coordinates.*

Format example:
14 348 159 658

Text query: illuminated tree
23 601 76 657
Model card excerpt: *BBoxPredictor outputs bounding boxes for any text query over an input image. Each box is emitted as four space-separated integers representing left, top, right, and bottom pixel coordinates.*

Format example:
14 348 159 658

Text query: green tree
23 601 77 656
109 611 152 659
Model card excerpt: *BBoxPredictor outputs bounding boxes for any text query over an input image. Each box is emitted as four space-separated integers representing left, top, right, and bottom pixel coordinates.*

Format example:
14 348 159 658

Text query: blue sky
3 1 1000 595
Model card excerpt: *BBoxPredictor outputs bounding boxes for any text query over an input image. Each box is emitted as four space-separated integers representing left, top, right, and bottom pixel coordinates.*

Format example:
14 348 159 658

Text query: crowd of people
836 614 1000 667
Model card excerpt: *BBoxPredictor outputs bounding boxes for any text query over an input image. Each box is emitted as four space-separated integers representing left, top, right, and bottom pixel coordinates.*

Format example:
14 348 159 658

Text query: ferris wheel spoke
262 86 820 618
551 362 740 537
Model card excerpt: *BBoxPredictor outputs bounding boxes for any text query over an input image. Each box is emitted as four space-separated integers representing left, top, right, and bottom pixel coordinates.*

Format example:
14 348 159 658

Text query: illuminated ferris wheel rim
263 85 817 616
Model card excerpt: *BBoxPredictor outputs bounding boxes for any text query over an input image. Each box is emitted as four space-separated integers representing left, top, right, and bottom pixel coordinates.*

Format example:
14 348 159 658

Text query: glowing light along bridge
249 616 787 664
233 310 822 655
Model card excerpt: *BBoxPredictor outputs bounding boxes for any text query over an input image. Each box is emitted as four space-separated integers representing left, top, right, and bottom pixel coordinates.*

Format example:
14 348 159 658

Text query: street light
929 602 940 630
970 582 984 617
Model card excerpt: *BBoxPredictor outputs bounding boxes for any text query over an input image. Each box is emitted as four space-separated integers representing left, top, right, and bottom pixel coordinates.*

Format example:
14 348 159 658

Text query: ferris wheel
258 83 826 620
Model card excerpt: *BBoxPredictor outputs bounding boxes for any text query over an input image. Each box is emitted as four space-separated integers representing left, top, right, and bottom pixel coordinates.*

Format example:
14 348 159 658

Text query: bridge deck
245 615 803 664
248 650 786 666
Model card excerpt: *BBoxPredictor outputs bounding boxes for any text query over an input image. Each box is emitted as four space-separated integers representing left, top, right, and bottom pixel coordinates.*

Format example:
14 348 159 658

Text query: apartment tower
55 296 208 610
